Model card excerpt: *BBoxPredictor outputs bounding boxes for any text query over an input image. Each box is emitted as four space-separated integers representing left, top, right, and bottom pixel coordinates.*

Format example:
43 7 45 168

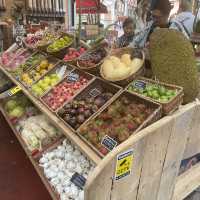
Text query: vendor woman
114 17 136 48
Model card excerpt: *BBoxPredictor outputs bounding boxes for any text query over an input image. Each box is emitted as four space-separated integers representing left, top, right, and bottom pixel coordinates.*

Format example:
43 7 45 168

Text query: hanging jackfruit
149 28 199 104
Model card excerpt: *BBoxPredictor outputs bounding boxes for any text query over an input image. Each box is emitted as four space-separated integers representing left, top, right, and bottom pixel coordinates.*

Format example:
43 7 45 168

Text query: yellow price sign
9 86 22 96
115 149 134 180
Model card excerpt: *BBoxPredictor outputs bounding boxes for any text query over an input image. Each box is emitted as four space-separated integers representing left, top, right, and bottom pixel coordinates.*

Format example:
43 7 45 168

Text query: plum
77 114 85 124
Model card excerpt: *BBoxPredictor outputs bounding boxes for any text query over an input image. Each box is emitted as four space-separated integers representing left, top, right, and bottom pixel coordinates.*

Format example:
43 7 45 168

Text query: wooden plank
85 116 173 200
157 103 197 200
136 117 174 200
173 163 200 200
183 101 200 159
110 138 146 200
0 107 58 200
0 66 101 165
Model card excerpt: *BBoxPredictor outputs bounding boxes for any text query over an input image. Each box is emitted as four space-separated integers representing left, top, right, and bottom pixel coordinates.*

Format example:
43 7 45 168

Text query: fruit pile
31 74 61 97
21 59 55 86
63 47 86 61
4 94 34 119
25 34 43 47
101 53 143 80
58 92 113 129
0 48 25 66
6 50 32 72
78 48 107 68
19 53 46 72
79 96 154 155
47 36 73 52
36 32 60 47
128 81 177 103
42 76 89 111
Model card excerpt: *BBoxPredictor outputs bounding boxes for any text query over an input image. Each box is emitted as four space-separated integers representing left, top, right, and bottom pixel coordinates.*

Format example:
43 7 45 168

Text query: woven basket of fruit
41 69 95 112
46 34 74 59
127 77 184 115
57 78 122 131
77 45 108 74
100 47 145 87
78 91 162 157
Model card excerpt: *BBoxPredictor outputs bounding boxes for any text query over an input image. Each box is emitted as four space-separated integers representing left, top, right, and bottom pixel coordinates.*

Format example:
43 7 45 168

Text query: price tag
67 72 79 82
89 88 101 98
115 149 134 181
101 135 118 151
8 86 22 96
70 172 86 190
133 81 146 90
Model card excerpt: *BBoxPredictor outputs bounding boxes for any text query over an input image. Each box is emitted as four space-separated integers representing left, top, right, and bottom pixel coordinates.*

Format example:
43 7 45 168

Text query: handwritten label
89 88 101 98
70 172 86 190
101 135 118 151
67 72 79 82
115 149 134 180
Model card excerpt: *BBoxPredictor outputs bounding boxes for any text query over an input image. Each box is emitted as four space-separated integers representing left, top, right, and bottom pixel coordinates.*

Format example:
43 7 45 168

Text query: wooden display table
0 64 200 200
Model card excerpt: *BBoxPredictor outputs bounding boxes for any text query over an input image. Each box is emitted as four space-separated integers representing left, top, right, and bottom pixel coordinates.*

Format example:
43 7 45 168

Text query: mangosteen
78 107 85 114
74 124 80 130
92 105 99 113
58 108 66 117
68 116 77 127
64 104 72 110
63 114 71 122
84 109 92 118
69 109 77 115
102 92 113 100
85 97 93 104
77 114 85 124
94 96 105 107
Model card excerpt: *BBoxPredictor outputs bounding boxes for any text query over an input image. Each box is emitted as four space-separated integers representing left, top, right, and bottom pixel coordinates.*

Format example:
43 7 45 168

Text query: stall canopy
76 0 108 14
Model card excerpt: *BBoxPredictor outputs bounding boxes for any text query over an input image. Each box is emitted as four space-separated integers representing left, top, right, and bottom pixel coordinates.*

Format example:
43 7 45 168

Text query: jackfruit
149 28 199 103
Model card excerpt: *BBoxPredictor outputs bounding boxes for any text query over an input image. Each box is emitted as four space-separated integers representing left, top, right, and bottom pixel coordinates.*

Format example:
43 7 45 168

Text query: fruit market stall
0 28 200 200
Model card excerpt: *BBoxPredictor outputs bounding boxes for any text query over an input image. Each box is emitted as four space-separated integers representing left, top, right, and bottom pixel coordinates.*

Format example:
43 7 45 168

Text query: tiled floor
0 113 52 200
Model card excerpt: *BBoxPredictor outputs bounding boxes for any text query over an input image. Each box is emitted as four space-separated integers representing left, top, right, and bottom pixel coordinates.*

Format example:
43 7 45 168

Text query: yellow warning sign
9 86 21 96
115 149 134 180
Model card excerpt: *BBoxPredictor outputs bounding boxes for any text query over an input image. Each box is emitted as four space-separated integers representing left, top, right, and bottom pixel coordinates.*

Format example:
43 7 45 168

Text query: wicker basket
126 77 184 115
46 33 74 59
77 90 162 158
56 78 122 132
76 45 108 74
100 47 145 87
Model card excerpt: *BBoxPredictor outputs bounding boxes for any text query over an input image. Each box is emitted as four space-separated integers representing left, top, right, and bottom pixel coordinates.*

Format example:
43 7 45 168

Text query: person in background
114 17 136 48
170 0 195 39
129 0 171 49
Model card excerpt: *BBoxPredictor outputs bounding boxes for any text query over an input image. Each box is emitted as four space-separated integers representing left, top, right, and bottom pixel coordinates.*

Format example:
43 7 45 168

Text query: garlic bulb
39 139 95 200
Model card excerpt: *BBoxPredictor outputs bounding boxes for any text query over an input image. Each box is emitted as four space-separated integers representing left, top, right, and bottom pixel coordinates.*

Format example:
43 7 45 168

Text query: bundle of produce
79 92 160 156
77 47 107 70
58 79 116 130
63 47 86 62
0 47 25 66
21 58 56 86
149 28 200 103
4 93 38 123
42 73 90 111
17 115 62 152
47 36 73 53
39 139 95 200
100 48 144 83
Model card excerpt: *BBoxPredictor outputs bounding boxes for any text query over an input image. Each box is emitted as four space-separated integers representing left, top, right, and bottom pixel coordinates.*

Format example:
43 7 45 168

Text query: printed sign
133 81 146 90
101 135 118 151
115 149 134 180
70 172 86 190
8 86 22 96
